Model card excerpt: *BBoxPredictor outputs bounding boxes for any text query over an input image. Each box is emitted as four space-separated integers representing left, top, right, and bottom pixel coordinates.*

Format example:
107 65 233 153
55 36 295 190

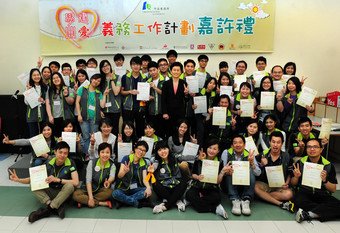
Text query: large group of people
3 50 340 224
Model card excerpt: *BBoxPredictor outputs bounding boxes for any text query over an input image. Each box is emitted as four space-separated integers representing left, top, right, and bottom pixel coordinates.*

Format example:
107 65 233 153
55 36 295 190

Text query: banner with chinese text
39 0 275 55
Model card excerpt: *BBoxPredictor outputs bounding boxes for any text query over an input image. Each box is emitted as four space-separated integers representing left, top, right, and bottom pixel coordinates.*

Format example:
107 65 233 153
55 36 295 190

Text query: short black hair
134 140 149 152
148 61 158 70
219 61 229 69
141 54 152 62
306 138 323 148
87 58 98 66
157 58 168 66
130 56 142 66
298 116 312 127
170 62 183 73
232 135 245 144
269 131 284 143
76 59 87 67
198 54 209 62
236 60 247 69
184 59 196 67
55 141 70 151
166 49 178 58
98 142 112 155
256 56 267 65
113 53 125 62
61 63 72 70
49 61 60 69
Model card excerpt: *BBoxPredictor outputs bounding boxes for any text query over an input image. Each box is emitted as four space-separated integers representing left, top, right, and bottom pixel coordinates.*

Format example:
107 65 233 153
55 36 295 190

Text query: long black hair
172 119 191 146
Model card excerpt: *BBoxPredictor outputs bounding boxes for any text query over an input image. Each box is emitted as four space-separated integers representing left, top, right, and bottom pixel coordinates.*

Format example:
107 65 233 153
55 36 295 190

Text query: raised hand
293 163 301 178
37 57 43 68
9 169 19 182
198 148 206 160
190 134 197 144
90 133 95 145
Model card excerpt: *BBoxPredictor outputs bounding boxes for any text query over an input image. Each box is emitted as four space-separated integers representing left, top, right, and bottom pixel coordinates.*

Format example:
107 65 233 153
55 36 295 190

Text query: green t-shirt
77 86 103 119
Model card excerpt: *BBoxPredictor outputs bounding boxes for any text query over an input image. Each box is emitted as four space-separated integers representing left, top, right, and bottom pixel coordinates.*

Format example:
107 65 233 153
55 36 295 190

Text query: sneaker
56 204 66 219
296 208 311 223
281 201 295 213
28 207 50 223
153 203 166 214
231 200 241 216
176 200 186 212
215 204 228 219
241 200 251 216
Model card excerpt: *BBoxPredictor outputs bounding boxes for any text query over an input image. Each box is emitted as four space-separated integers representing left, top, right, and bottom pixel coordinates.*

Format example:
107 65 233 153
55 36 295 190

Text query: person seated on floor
150 141 188 214
111 140 153 208
73 142 115 208
3 122 57 167
255 131 294 212
291 138 340 223
221 135 261 216
288 116 328 160
9 141 79 223
185 137 228 219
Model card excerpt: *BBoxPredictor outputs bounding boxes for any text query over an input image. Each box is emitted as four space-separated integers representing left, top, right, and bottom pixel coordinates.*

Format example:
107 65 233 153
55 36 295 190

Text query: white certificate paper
186 76 199 93
297 86 317 108
240 99 254 117
136 82 150 101
114 67 126 77
273 80 286 92
282 75 293 82
253 71 267 88
219 86 233 97
212 107 227 126
201 159 220 184
23 88 40 109
319 118 332 140
29 134 50 157
260 92 275 110
194 96 207 114
79 79 90 88
62 75 70 87
301 162 323 189
29 165 49 191
17 73 29 87
141 136 154 159
118 142 132 162
62 132 77 153
233 75 247 91
182 141 199 156
232 161 250 186
245 136 259 156
86 68 98 79
265 165 285 187
195 72 207 88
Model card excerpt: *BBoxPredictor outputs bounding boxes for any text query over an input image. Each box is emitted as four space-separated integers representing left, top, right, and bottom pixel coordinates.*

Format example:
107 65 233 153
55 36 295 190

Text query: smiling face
99 147 111 163
32 70 42 84
287 80 296 93
134 145 147 160
148 67 159 79
232 137 245 154
306 140 323 159
62 67 71 76
261 77 272 91
124 124 133 137
285 65 295 75
77 73 86 84
219 97 229 108
265 118 276 131
247 122 258 136
52 74 62 86
298 121 312 137
63 123 73 132
157 147 169 161
184 62 195 76
206 144 219 159
240 85 251 98
178 122 188 136
256 61 267 71
42 125 52 139
144 125 155 137
55 147 69 166
171 66 182 79
236 62 246 75
272 66 283 80
90 77 101 87
206 79 216 91
101 62 111 75
220 75 230 86
42 68 51 79
269 136 283 154
101 123 112 136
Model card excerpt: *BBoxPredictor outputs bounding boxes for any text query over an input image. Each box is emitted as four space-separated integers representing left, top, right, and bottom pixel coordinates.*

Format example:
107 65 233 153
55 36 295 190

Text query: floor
0 153 340 233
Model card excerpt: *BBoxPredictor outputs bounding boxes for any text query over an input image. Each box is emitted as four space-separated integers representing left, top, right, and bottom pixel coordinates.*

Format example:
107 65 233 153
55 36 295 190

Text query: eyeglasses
136 147 147 153
159 63 168 67
306 145 321 149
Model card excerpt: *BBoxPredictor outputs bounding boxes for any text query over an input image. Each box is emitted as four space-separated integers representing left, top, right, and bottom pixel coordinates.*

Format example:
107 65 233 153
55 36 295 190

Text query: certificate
194 96 207 114
240 99 254 117
297 86 317 108
23 88 40 109
29 165 49 191
114 66 126 77
136 82 150 101
79 79 90 88
260 92 275 110
273 80 286 92
319 118 332 140
252 71 266 88
62 132 77 153
118 142 132 162
17 73 29 87
245 136 259 156
265 165 285 188
282 74 293 82
86 68 98 78
141 136 154 159
186 76 199 93
301 162 323 189
182 141 199 156
62 75 70 87
212 107 227 126
232 161 250 186
201 159 220 184
219 86 232 97
233 75 247 91
29 134 50 157
195 72 206 88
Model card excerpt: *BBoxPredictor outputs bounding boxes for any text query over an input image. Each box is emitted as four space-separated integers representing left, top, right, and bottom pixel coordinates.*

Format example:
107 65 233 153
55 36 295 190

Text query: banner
39 0 275 55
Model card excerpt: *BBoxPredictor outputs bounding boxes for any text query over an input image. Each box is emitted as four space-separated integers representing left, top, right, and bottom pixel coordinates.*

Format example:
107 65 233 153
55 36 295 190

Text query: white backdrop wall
0 0 339 95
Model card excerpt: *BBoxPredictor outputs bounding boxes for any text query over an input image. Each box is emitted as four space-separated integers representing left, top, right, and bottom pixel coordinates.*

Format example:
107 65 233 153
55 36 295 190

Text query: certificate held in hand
319 118 332 140
118 142 132 162
240 99 254 117
232 161 250 185
194 96 207 114
212 107 227 126
265 165 285 187
296 86 317 108
260 92 275 110
62 132 77 153
233 75 247 92
141 136 154 159
136 82 150 101
29 165 49 191
29 134 50 157
23 88 41 109
201 159 220 184
301 162 323 189
182 142 199 156
186 76 199 94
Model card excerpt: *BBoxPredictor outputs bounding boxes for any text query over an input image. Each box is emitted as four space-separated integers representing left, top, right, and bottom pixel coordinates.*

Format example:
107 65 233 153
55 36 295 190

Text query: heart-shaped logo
55 6 99 48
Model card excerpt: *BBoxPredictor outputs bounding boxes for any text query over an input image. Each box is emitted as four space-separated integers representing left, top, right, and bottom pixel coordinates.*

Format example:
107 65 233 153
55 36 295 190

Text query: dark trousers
295 188 340 222
27 121 44 137
122 109 145 138
53 117 64 138
152 180 187 210
185 187 221 213
104 112 121 136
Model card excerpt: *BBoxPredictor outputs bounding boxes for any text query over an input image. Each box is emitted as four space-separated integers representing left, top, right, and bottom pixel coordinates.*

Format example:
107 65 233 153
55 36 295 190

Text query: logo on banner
218 44 225 50
142 1 152 10
197 44 206 50
190 44 195 49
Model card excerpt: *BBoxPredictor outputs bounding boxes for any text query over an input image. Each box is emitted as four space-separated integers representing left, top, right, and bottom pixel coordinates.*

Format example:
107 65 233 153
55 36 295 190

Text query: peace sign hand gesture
293 163 301 178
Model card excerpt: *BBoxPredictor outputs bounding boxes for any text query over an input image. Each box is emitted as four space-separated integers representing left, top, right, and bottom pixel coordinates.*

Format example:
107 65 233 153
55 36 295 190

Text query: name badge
130 183 138 189
105 102 112 108
88 105 95 111
53 100 61 106
94 166 100 172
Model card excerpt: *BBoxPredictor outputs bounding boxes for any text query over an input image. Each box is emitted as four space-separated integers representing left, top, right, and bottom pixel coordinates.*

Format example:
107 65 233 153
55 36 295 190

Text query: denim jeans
112 187 146 207
226 170 256 201
80 119 98 154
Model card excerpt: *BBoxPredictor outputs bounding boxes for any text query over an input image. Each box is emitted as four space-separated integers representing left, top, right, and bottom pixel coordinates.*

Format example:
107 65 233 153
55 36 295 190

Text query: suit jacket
161 79 188 118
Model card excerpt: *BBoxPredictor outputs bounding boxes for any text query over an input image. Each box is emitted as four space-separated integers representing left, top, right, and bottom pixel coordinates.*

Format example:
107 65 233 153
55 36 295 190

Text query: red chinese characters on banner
102 22 114 36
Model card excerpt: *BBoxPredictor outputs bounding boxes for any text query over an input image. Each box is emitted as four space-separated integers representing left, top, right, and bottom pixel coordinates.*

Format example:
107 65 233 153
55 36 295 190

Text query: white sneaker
153 203 166 214
231 200 241 216
215 204 228 219
241 200 251 216
176 200 186 212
